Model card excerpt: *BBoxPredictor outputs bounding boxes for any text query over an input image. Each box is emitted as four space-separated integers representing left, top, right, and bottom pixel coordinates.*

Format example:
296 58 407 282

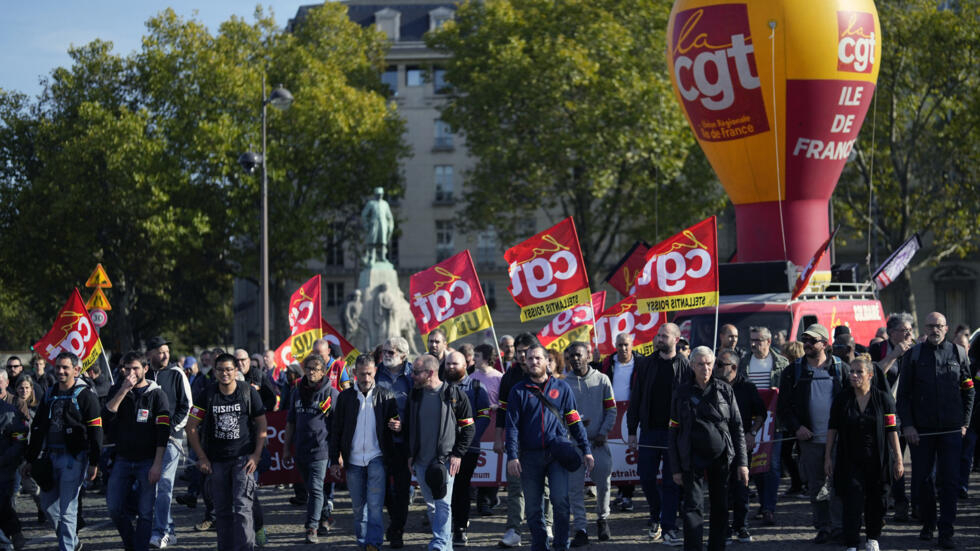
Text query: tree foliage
834 0 980 318
0 5 406 351
426 0 725 282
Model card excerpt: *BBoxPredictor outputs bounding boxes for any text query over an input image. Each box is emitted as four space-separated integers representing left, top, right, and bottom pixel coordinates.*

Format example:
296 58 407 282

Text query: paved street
16 465 980 551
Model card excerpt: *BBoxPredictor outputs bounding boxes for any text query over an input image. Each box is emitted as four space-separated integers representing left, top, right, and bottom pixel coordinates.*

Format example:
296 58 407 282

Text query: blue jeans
298 458 330 529
41 450 88 551
152 440 180 539
637 429 679 530
520 449 570 551
416 459 455 551
959 431 978 493
753 438 782 512
347 456 386 548
910 431 961 538
107 457 156 551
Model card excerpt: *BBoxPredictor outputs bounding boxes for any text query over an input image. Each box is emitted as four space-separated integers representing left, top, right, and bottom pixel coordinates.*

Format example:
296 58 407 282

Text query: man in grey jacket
565 342 617 545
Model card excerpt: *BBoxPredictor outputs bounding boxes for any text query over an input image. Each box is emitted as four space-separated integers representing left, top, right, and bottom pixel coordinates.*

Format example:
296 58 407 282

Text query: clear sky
1 1 318 99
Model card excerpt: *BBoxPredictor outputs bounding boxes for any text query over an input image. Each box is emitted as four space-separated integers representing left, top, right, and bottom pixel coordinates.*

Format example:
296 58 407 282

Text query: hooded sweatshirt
564 367 617 442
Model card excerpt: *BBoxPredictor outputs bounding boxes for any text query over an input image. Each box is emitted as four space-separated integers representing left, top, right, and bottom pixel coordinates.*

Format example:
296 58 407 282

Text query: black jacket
729 374 766 431
668 379 747 472
496 365 525 429
405 381 475 462
148 364 192 438
626 353 690 435
330 385 399 467
896 340 973 431
0 400 28 481
26 380 103 465
103 380 171 461
829 386 898 490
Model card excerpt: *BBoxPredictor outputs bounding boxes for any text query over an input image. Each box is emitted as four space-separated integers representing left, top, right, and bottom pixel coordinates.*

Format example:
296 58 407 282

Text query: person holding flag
23 352 103 551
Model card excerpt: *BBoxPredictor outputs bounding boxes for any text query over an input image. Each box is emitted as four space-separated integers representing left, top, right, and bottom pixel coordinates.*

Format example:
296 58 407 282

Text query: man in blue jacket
445 350 491 546
506 345 594 551
284 353 340 544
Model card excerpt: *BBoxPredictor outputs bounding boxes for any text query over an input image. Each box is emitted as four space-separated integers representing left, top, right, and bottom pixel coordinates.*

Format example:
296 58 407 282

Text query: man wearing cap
330 355 400 551
144 336 193 548
777 324 847 543
405 354 474 551
896 312 973 549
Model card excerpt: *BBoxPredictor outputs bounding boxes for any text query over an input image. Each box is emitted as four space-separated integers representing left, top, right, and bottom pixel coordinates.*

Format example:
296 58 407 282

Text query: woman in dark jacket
824 354 903 551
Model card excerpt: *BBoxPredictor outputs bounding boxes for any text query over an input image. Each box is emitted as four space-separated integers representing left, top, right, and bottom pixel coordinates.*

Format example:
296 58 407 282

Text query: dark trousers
781 433 803 488
729 467 749 531
682 457 729 551
911 432 961 537
840 462 886 548
617 484 635 498
958 430 977 493
891 436 909 510
385 453 412 535
210 456 256 551
451 452 481 532
0 485 22 539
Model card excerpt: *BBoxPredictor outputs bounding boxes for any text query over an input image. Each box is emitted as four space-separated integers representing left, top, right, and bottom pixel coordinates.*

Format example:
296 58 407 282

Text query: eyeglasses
718 362 736 368
800 337 822 345
304 366 324 372
214 367 236 373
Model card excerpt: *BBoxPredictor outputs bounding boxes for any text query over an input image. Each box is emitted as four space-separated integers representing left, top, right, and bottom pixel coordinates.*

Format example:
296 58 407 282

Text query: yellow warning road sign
85 288 112 311
85 264 112 288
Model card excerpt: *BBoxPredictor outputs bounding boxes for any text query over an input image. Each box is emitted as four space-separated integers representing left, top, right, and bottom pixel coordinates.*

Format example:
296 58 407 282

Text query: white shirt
612 356 634 402
747 354 774 388
350 386 382 467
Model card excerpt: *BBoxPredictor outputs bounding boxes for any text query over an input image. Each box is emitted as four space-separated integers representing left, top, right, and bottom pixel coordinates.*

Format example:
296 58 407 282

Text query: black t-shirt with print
200 384 265 462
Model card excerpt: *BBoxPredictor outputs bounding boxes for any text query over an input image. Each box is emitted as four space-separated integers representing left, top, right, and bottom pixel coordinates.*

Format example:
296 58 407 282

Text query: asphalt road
14 464 980 551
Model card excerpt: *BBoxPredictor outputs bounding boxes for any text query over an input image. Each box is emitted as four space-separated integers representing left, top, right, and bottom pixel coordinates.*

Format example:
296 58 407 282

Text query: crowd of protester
0 311 975 551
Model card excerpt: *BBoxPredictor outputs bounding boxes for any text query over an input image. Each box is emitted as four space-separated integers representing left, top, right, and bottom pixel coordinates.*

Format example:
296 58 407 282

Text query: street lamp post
240 77 293 351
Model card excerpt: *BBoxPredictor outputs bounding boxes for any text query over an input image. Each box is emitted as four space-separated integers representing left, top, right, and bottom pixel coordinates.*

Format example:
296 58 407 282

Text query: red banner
320 317 359 367
538 292 606 352
504 217 591 322
272 336 296 381
288 276 322 362
604 241 650 297
636 216 718 314
791 226 839 299
34 288 107 373
594 294 663 358
409 250 493 343
750 389 779 475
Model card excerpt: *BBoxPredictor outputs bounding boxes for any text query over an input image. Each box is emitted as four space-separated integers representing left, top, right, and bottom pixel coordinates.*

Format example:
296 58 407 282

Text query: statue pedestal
352 263 421 355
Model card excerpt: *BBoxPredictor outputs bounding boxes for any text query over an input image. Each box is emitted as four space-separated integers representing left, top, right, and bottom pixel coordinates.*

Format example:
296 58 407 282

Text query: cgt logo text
288 299 314 331
413 269 475 325
837 11 876 73
44 312 97 361
509 249 580 300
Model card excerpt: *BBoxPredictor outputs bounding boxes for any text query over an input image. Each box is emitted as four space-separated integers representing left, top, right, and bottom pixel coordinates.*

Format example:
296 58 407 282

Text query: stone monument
342 188 422 355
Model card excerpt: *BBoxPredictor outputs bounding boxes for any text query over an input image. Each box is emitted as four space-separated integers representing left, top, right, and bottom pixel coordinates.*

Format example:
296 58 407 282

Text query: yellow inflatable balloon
666 0 880 269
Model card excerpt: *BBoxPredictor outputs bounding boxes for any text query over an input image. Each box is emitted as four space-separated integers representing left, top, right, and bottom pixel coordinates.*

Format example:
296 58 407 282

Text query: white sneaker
662 529 683 547
158 534 176 548
149 536 162 549
500 528 522 547
866 540 880 551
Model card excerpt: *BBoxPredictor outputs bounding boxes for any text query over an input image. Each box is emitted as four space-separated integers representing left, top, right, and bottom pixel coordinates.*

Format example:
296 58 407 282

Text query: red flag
288 276 322 361
272 336 295 381
320 317 359 367
604 241 650 296
34 288 107 372
594 294 663 358
791 226 839 299
636 216 719 314
538 291 606 352
504 217 591 322
409 250 493 343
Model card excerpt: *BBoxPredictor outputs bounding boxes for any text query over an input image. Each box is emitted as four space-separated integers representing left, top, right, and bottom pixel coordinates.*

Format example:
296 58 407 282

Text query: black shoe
919 527 934 541
176 494 197 508
454 530 469 546
76 516 86 530
388 529 404 549
939 535 956 549
317 525 329 537
911 505 920 520
37 510 47 524
597 519 611 541
812 531 831 544
893 506 910 522
762 510 776 526
289 496 307 506
479 502 494 516
570 530 589 548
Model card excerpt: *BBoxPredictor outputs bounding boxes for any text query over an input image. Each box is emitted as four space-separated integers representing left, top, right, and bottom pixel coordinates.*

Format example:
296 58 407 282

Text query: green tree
0 5 406 351
834 0 980 320
427 0 725 283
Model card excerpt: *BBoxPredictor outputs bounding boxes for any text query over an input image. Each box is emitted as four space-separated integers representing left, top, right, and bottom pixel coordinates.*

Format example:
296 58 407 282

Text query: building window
325 282 345 307
375 8 401 41
406 66 424 87
481 280 497 311
325 235 344 267
429 7 454 31
933 265 976 328
434 165 453 203
476 226 499 268
434 119 454 150
436 220 454 261
433 68 449 94
381 66 398 96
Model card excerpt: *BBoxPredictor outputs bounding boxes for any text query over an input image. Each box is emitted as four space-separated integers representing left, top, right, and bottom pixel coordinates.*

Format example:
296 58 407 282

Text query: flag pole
712 219 720 350
488 324 505 371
